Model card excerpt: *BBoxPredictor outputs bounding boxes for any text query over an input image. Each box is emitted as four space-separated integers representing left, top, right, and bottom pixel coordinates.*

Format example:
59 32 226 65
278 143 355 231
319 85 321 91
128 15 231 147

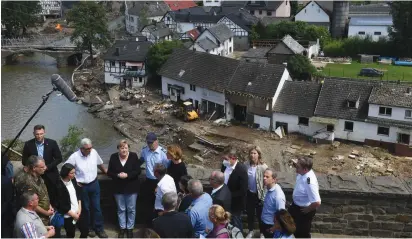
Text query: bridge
1 34 84 67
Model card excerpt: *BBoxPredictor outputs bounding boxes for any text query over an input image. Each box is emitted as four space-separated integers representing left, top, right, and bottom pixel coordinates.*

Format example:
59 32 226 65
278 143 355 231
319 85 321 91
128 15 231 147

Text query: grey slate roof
349 3 391 16
366 117 412 129
127 1 170 18
368 83 412 108
260 17 292 26
158 48 239 93
314 78 376 121
103 40 152 62
273 81 321 117
246 1 283 11
197 38 218 51
242 47 270 59
141 22 171 38
207 24 234 43
281 35 305 54
349 16 392 26
226 61 287 99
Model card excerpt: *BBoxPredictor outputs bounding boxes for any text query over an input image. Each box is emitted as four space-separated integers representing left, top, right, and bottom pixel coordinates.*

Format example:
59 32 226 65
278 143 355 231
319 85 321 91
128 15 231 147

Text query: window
121 62 126 67
167 17 170 21
374 32 382 35
327 124 335 132
265 103 270 111
267 11 272 16
229 37 232 42
298 117 309 126
111 61 115 66
130 16 134 22
259 10 262 15
250 10 255 14
286 0 288 5
139 77 143 83
190 84 196 91
347 100 356 108
377 126 390 136
379 107 392 116
318 8 320 13
304 9 307 13
344 121 354 132
405 110 411 119
358 31 366 35
229 47 232 52
398 133 410 145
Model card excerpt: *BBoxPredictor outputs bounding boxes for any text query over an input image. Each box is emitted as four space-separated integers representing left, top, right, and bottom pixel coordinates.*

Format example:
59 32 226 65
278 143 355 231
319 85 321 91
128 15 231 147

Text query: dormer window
347 100 356 108
379 106 392 116
347 93 359 109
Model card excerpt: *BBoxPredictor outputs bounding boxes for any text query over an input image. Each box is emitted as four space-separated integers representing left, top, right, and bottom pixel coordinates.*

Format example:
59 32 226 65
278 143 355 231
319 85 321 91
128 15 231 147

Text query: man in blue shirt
140 132 170 226
185 179 213 238
261 168 286 238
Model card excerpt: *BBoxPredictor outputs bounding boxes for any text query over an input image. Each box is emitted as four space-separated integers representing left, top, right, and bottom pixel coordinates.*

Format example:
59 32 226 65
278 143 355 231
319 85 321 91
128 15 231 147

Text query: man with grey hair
65 138 108 238
14 191 55 238
186 179 213 238
210 171 232 211
153 192 194 238
14 155 53 226
154 163 176 214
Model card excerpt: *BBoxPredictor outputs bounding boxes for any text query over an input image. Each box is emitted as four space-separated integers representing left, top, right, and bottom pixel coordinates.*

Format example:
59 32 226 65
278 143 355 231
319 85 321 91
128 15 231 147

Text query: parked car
359 68 384 77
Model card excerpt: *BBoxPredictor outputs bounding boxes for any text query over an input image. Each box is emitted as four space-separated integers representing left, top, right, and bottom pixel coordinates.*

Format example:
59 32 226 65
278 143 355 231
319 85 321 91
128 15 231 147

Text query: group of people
1 124 322 239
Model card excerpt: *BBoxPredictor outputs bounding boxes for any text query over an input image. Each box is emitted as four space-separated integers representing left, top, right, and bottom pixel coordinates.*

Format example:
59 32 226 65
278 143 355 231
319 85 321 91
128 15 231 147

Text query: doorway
275 122 288 134
233 104 247 122
398 133 410 145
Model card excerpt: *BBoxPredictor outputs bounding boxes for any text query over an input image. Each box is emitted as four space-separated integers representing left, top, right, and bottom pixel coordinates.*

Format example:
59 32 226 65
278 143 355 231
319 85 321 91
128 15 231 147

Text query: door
398 133 410 145
195 100 199 109
275 122 288 134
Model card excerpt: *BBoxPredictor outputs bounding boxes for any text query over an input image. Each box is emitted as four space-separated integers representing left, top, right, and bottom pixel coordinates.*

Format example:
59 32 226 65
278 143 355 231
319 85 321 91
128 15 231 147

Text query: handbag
50 212 65 228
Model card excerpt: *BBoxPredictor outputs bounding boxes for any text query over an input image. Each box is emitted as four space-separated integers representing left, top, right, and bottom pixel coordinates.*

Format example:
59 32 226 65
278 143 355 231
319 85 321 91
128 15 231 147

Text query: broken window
327 124 334 132
344 121 354 132
398 133 410 145
379 107 392 116
298 117 309 126
377 126 390 136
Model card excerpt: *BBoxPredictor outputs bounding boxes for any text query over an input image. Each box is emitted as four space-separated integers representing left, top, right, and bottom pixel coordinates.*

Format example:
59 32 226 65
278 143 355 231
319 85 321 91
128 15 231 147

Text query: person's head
179 175 193 193
117 139 129 158
294 156 313 175
224 148 238 166
27 155 47 176
166 144 183 162
60 163 76 180
33 125 45 142
135 228 160 238
146 132 158 151
263 168 277 189
162 191 178 212
21 191 39 210
273 209 296 236
209 171 225 189
188 179 203 198
80 138 93 156
209 204 231 225
249 146 263 165
154 163 167 179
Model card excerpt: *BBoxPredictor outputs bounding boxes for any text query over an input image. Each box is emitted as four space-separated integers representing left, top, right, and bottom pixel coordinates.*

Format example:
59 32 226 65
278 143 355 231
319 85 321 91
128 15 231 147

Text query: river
1 53 123 162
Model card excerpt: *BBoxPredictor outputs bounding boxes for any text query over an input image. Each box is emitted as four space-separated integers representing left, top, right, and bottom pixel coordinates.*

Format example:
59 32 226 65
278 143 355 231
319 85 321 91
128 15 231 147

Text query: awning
126 62 143 67
310 117 338 125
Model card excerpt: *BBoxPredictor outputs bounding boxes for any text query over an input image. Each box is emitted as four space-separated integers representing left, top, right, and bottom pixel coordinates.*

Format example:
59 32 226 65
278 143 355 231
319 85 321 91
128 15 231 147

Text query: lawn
320 62 412 82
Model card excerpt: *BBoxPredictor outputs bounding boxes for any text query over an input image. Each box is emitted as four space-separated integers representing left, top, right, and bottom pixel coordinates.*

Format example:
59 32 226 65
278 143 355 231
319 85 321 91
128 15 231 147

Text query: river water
1 53 122 162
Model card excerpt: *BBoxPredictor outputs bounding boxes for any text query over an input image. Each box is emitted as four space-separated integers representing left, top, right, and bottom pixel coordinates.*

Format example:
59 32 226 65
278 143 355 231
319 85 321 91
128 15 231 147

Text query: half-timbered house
141 22 172 43
190 24 234 56
103 40 152 88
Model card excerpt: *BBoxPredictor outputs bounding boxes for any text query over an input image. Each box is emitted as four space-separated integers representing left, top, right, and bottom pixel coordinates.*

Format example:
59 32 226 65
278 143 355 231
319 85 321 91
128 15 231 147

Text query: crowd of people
1 124 322 238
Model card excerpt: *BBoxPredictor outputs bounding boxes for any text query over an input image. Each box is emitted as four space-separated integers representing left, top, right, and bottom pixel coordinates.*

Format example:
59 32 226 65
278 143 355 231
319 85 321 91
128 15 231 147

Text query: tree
290 0 299 16
303 25 331 47
286 55 316 81
147 40 184 83
389 2 412 57
66 1 111 63
1 1 42 37
60 125 84 160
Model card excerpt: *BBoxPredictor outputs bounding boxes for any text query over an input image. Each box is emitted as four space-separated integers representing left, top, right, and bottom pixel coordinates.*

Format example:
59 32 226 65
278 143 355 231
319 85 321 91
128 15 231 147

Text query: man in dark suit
209 171 232 212
22 124 62 206
221 149 248 231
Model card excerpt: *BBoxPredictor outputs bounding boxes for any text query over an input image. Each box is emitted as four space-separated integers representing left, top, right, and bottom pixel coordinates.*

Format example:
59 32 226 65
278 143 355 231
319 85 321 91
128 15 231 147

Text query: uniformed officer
139 132 170 226
288 156 321 238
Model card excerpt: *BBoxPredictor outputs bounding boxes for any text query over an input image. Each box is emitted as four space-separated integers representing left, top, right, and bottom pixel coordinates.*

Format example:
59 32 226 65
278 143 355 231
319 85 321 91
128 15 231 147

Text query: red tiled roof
164 0 197 11
186 28 200 41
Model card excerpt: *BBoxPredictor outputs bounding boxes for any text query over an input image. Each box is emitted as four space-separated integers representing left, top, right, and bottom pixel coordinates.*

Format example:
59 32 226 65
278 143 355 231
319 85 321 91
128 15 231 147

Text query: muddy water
1 53 123 162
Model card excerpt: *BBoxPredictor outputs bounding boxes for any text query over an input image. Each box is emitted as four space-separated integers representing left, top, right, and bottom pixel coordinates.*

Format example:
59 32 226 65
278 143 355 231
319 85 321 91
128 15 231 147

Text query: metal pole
2 88 56 157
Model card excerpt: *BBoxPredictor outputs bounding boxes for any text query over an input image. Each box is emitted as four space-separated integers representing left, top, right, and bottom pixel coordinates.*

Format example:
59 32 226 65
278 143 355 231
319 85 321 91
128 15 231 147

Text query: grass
320 62 412 82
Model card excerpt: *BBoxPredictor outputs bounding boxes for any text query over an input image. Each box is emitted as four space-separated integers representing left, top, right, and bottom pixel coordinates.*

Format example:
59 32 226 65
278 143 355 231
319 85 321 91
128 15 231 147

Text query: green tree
139 4 150 28
290 0 299 16
1 1 42 37
389 2 412 57
60 125 84 160
303 25 331 47
67 1 111 63
147 40 184 80
287 55 316 81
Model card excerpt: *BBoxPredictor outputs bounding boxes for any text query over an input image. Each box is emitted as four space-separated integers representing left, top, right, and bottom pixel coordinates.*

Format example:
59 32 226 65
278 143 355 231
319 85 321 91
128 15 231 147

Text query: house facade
103 40 152 88
348 16 392 41
246 0 291 18
217 15 252 50
294 1 331 29
141 22 172 43
39 0 62 20
125 1 170 34
203 0 222 7
190 24 234 56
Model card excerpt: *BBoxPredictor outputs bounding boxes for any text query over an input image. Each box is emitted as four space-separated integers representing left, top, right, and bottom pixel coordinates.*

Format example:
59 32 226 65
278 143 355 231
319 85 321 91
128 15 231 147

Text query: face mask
223 160 230 167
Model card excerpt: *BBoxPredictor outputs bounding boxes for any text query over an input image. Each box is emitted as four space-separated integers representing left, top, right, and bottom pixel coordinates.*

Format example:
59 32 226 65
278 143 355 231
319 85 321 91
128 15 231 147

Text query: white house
125 1 170 34
348 16 392 41
203 0 222 7
103 40 152 88
191 24 234 56
245 0 291 18
39 0 62 20
294 1 332 29
141 22 172 43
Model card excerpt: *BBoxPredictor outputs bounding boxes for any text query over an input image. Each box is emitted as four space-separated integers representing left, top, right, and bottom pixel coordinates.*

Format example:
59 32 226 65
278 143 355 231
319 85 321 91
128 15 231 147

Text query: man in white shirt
65 138 108 238
154 163 176 216
289 157 321 238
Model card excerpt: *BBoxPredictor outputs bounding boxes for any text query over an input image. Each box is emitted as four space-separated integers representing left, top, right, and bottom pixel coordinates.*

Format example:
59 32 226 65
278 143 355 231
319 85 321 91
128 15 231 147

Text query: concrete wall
253 115 271 130
295 1 330 23
348 25 390 41
273 113 325 135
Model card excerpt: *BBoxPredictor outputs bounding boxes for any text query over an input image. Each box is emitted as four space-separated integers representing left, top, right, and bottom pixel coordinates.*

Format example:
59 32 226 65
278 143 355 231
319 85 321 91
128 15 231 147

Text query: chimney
115 47 120 56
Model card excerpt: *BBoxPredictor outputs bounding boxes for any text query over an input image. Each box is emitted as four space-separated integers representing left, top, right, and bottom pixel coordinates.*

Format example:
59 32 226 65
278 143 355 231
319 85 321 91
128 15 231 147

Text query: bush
287 55 316 81
60 125 84 160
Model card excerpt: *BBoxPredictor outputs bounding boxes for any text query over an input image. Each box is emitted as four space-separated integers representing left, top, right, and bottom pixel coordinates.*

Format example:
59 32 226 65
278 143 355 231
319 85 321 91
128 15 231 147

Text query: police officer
288 156 321 238
140 132 170 226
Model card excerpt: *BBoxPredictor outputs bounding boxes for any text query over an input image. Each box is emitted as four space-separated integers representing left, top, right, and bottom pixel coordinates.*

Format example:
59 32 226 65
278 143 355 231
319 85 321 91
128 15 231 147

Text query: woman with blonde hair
207 205 232 238
245 145 268 238
166 144 187 191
